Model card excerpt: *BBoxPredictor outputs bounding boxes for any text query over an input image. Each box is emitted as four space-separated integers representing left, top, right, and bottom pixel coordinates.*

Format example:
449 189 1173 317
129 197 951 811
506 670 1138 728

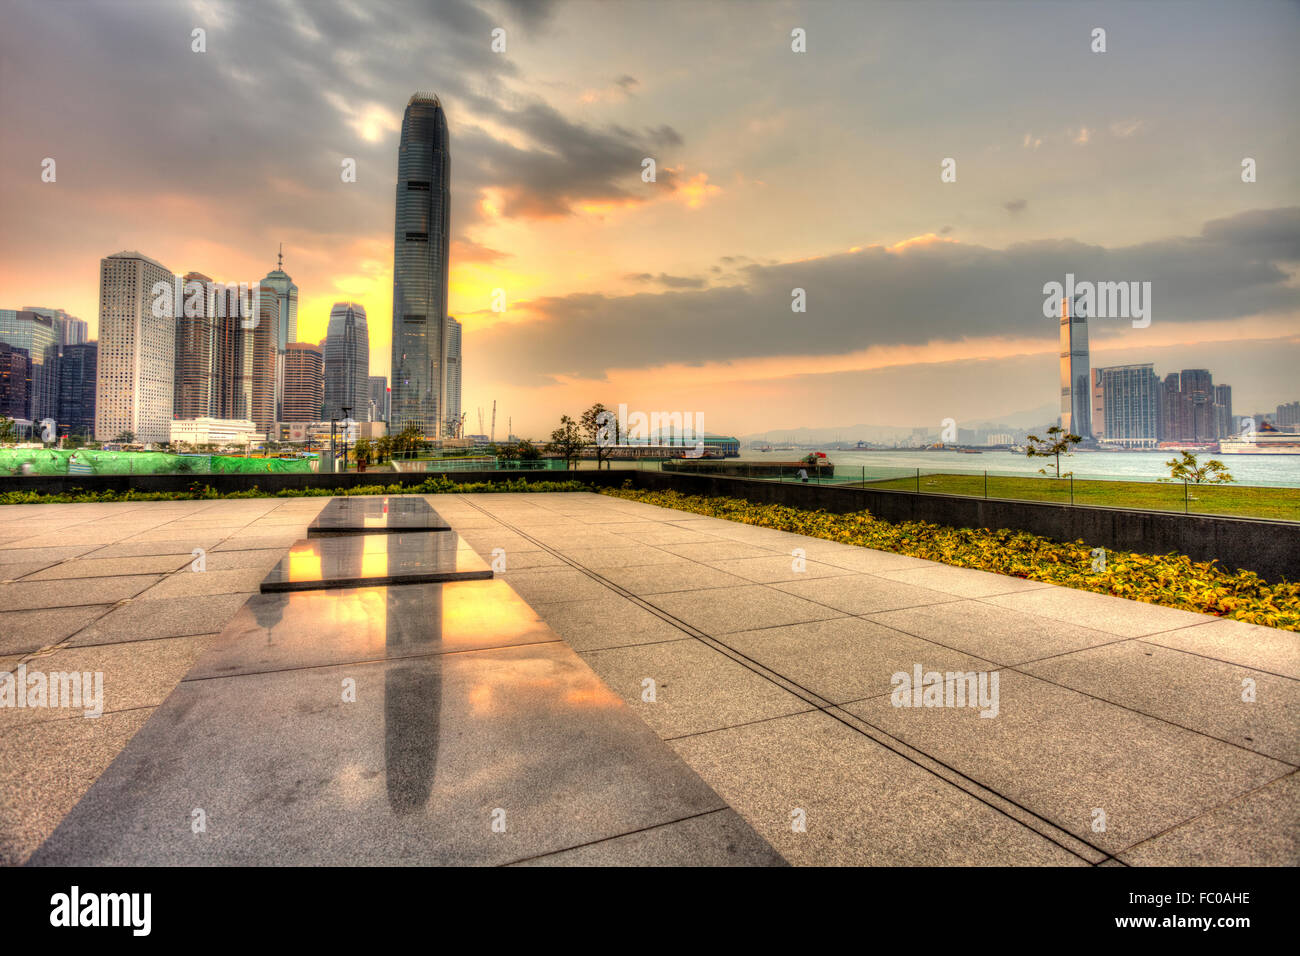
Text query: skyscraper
248 285 282 433
24 307 88 347
0 342 30 421
58 342 97 438
95 251 175 442
390 92 451 438
323 302 370 421
211 293 254 422
445 317 462 436
1058 293 1091 438
258 248 298 420
368 375 389 423
285 342 324 423
173 271 217 420
0 309 59 422
1094 364 1159 448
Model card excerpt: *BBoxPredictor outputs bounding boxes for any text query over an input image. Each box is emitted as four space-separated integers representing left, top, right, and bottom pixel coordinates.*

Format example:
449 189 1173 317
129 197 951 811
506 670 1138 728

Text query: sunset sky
1 0 1297 437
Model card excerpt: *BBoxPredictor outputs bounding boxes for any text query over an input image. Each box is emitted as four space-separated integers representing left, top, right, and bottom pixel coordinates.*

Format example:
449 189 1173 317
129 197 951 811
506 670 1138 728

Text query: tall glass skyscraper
323 302 370 421
445 317 461 436
1058 293 1091 438
390 92 451 438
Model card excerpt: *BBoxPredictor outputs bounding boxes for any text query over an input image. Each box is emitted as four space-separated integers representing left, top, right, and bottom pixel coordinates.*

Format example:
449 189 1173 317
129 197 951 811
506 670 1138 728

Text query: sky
1 0 1297 438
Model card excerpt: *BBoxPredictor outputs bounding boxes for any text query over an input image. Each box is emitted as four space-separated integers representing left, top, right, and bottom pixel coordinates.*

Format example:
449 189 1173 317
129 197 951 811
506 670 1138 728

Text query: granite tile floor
3 491 1297 866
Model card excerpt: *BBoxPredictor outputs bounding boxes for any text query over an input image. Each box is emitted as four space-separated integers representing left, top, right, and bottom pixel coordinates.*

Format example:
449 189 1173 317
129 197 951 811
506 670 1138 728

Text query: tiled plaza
2 492 1296 865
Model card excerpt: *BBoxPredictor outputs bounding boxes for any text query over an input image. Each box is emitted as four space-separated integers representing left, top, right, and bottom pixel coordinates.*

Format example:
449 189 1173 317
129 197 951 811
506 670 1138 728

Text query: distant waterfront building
445 317 461 435
1277 401 1300 431
57 342 97 438
1213 384 1233 439
0 342 31 421
23 307 88 347
95 251 175 443
169 417 264 447
0 309 60 422
1095 364 1159 448
1157 369 1228 442
174 271 217 421
368 375 389 423
284 342 325 423
323 302 370 421
1058 293 1091 438
390 92 452 438
248 285 283 434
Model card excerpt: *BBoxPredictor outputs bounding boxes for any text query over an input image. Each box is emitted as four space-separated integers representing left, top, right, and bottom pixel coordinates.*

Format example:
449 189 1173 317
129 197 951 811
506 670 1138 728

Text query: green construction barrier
0 449 314 476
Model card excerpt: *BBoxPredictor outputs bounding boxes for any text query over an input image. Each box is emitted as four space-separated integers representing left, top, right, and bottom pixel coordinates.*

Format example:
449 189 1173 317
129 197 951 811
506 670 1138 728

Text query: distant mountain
739 402 1058 444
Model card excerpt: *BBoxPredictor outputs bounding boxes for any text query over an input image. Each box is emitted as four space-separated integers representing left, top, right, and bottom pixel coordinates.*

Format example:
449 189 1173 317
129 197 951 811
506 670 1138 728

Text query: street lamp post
341 407 352 473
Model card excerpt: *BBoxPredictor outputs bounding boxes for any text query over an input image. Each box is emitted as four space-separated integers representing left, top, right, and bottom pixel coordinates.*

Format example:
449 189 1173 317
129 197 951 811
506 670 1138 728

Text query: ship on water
1217 421 1300 455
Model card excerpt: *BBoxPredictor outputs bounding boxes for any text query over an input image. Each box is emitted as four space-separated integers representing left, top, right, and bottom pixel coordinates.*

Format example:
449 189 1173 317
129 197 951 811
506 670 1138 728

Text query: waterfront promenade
2 492 1296 865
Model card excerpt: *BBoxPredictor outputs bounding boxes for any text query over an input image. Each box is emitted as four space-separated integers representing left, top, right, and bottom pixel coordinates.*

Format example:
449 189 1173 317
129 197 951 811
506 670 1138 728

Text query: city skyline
0 0 1297 436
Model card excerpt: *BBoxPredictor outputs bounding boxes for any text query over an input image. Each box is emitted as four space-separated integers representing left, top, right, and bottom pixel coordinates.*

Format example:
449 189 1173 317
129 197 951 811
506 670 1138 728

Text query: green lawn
856 473 1300 522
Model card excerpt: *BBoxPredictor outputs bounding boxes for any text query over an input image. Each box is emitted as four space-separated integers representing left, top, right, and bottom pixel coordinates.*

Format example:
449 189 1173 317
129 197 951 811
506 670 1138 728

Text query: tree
516 439 540 462
113 430 135 445
1025 425 1082 477
375 434 392 464
353 437 373 466
0 416 15 445
546 415 585 470
581 402 620 469
1162 450 1235 485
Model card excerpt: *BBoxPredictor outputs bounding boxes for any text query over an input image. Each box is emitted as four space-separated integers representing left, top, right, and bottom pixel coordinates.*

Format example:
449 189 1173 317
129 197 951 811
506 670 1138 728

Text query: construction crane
490 400 497 443
477 408 484 436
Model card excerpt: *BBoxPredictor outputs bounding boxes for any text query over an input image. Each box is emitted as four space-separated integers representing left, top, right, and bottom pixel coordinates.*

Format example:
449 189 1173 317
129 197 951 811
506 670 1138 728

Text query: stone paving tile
22 553 193 581
723 616 998 705
670 710 1086 866
1141 619 1300 680
0 545 101 563
658 541 780 562
0 707 153 866
530 598 692 652
874 564 1054 598
595 562 752 596
547 546 685 569
867 599 1125 666
704 554 854 584
134 568 266 600
0 562 61 581
67 593 254 646
643 584 847 634
579 639 812 737
1118 772 1300 866
0 575 163 612
506 568 616 605
0 635 215 732
0 606 113 656
772 573 962 615
845 670 1291 855
1019 641 1300 764
980 586 1216 637
85 537 228 560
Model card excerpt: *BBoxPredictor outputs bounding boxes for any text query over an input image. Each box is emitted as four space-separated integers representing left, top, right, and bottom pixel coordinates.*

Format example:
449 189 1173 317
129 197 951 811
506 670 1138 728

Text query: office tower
323 302 369 420
445 316 462 436
1095 364 1159 448
391 92 451 438
248 285 282 433
284 343 325 423
1179 369 1215 442
1277 401 1300 431
24 307 88 347
211 295 254 421
173 271 217 420
57 342 97 438
1091 370 1106 440
1 308 61 423
368 375 389 423
1159 373 1182 441
95 251 175 442
0 342 30 421
1213 384 1233 439
258 249 298 420
1058 293 1091 438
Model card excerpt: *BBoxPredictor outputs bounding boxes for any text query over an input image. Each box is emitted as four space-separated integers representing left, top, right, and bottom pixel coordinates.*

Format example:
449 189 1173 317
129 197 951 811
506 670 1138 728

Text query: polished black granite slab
30 630 786 865
189 578 559 679
261 531 492 592
307 495 451 536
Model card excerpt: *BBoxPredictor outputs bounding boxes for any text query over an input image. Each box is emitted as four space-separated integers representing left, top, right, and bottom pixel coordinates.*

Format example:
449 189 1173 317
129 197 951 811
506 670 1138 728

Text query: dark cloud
1003 199 1028 215
615 75 639 90
476 207 1300 384
624 272 707 289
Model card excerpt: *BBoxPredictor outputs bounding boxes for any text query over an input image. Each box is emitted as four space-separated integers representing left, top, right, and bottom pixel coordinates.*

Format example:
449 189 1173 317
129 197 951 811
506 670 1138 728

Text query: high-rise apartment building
1058 293 1091 438
390 92 451 438
284 343 325 423
1277 401 1300 431
1213 384 1233 440
368 375 389 423
248 285 282 433
58 342 97 438
95 251 175 443
323 302 369 421
0 342 30 421
1094 364 1159 448
211 297 253 422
